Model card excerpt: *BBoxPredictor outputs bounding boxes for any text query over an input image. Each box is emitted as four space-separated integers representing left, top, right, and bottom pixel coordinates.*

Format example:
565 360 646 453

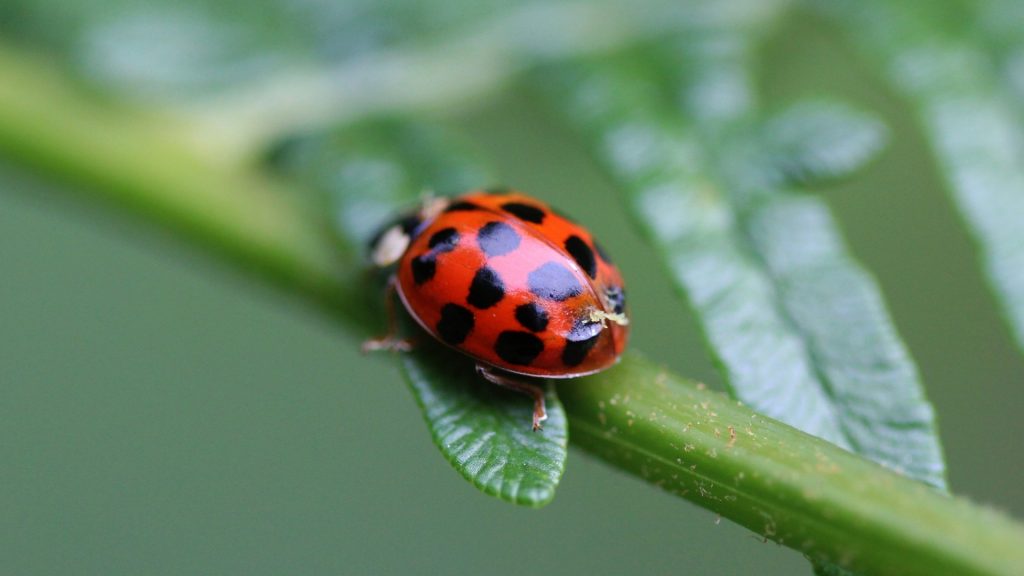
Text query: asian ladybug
364 190 629 429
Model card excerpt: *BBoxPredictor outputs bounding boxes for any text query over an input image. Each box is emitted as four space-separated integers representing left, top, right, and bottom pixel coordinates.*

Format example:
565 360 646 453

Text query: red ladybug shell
394 191 629 378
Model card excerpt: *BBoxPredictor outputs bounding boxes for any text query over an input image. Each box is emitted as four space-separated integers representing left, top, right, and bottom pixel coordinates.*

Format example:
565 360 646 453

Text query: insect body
365 191 629 429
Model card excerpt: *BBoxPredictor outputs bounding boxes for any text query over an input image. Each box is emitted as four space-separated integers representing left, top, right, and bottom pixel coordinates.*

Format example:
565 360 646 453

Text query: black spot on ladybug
565 235 597 278
528 262 583 301
467 266 505 309
445 201 482 213
605 285 626 314
428 227 460 253
594 240 614 264
411 254 436 285
477 221 521 257
437 303 474 345
501 202 546 224
562 318 603 367
515 302 549 332
495 331 545 366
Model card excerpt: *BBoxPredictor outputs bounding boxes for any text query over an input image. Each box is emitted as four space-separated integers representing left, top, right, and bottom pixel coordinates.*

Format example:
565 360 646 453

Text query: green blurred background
2 8 1023 576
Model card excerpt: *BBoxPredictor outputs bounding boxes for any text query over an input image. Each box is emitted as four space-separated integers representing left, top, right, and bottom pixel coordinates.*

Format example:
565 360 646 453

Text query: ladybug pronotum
364 190 629 429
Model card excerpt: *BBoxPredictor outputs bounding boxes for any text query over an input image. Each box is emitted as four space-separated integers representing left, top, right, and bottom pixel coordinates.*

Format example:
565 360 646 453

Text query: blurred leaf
266 117 492 247
544 56 850 443
0 0 320 98
269 117 567 507
0 0 470 99
979 0 1024 108
744 100 889 186
825 0 1024 358
537 24 947 490
0 0 683 159
679 34 946 490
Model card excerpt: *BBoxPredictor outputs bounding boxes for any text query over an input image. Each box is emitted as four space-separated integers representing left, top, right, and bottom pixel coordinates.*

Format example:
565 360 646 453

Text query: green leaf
0 0 475 100
745 196 944 484
402 346 567 507
980 0 1024 109
543 57 854 442
268 117 568 507
0 0 680 160
683 36 947 489
824 0 1024 358
748 100 889 186
537 22 947 490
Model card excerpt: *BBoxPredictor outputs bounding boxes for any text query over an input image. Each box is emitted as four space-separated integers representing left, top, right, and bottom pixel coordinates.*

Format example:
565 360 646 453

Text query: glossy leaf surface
402 347 567 507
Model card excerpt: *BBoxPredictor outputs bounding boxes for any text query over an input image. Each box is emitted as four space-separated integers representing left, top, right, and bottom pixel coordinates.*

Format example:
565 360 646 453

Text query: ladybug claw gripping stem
476 364 548 431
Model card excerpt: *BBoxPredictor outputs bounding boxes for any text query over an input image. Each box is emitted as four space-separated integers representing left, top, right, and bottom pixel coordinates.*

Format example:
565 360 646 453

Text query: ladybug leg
476 364 548 431
361 276 414 353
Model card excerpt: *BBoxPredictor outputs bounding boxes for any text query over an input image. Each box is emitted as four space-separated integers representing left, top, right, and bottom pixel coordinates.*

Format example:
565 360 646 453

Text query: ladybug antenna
588 308 630 327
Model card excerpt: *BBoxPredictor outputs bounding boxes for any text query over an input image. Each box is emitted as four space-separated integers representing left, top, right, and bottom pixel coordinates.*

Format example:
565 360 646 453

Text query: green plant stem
0 47 353 319
2 45 1024 576
563 358 1020 576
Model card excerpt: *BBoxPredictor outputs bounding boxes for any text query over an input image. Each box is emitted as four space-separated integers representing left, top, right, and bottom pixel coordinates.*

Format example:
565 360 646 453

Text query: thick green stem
564 358 1023 575
1 45 1023 576
0 47 349 317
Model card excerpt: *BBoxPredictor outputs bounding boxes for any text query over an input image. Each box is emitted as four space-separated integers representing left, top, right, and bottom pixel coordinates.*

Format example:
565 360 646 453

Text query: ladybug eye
371 225 411 267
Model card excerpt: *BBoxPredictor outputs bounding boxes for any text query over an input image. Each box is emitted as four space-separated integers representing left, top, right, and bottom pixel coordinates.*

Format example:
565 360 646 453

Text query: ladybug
364 190 629 429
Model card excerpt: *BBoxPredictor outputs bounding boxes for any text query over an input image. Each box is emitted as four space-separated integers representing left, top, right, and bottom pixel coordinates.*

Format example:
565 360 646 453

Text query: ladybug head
368 196 450 268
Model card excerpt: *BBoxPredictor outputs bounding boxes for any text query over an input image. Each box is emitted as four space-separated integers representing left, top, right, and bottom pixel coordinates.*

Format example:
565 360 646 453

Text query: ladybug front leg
476 364 548 431
361 275 414 353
